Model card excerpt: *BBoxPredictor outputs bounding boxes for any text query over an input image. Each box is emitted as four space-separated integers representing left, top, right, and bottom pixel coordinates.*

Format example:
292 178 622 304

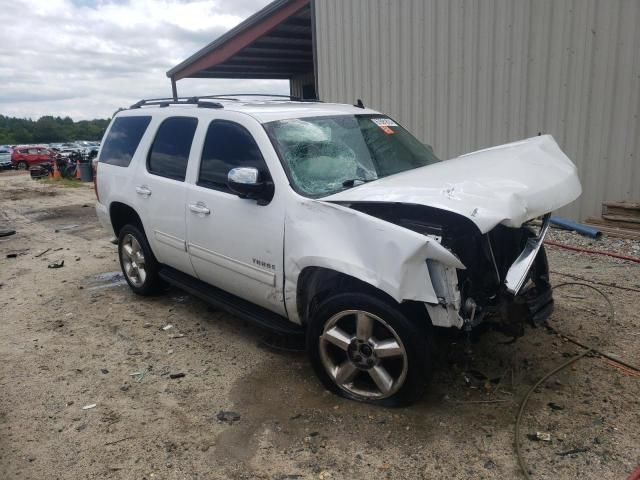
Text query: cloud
0 0 288 120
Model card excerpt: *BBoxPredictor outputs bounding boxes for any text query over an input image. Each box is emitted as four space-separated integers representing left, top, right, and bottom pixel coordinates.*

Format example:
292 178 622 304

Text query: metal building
169 0 640 221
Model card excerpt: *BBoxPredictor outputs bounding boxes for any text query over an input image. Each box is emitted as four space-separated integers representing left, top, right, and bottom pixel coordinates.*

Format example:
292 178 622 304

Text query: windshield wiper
342 178 372 187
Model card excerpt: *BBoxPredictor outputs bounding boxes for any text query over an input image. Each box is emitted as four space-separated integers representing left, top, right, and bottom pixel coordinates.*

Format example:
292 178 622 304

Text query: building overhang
167 0 312 83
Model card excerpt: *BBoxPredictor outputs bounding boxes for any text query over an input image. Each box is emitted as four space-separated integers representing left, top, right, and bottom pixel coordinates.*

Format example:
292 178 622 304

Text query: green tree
0 114 109 145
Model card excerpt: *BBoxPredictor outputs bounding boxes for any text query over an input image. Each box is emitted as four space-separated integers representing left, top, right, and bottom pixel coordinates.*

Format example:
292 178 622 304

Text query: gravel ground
547 227 640 259
1 171 639 479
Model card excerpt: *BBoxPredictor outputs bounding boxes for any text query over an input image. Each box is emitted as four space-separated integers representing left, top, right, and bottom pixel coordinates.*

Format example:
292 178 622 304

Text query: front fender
284 199 465 322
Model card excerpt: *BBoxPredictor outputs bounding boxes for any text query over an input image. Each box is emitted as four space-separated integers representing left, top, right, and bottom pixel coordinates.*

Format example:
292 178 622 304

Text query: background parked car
57 148 79 158
0 146 12 169
11 145 54 170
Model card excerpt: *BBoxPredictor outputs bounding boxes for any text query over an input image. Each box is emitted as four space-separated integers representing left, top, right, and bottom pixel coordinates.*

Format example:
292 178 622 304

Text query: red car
11 145 54 170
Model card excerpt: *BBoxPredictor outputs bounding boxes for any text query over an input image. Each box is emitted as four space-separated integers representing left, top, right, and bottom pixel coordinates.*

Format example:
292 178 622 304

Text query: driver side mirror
227 167 273 205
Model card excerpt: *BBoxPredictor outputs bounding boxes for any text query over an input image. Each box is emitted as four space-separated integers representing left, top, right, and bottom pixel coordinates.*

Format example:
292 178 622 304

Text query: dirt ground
1 171 638 480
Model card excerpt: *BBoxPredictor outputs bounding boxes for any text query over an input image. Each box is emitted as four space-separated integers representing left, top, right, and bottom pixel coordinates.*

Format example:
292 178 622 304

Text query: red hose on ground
627 464 640 480
544 240 640 264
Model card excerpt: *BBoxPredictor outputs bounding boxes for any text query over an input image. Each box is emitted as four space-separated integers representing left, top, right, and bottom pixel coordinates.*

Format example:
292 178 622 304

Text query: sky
0 0 289 120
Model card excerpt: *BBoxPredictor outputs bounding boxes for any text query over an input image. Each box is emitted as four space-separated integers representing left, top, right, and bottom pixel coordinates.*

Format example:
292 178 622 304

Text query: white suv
95 95 581 406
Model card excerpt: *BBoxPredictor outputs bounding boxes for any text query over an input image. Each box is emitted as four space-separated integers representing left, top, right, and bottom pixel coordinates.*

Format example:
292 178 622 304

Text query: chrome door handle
188 202 211 215
135 185 152 197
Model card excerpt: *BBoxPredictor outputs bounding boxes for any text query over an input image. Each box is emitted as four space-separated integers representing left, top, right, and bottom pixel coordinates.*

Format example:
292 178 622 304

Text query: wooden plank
602 201 640 209
583 223 640 240
586 216 640 232
602 213 640 225
602 202 640 219
603 205 640 218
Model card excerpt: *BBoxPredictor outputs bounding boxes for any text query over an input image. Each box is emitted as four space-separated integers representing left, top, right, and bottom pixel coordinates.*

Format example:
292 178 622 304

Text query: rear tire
118 224 163 296
306 292 433 407
17 161 28 170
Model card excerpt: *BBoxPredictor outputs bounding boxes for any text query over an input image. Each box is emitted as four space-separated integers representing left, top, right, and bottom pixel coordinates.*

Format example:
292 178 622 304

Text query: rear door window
99 116 151 167
147 117 198 181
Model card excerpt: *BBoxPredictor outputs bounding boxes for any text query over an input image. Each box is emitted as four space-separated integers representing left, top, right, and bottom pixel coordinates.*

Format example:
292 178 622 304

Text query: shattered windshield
264 114 440 197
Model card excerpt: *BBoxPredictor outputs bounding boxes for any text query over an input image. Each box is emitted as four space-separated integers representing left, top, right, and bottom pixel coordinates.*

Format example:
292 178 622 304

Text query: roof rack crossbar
129 97 224 109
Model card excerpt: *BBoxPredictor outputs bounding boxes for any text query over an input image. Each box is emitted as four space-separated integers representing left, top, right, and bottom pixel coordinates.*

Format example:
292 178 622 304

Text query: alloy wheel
120 233 147 287
319 310 408 399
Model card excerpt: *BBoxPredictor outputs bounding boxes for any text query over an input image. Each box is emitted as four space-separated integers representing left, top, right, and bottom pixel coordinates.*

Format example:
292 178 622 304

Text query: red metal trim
174 0 310 81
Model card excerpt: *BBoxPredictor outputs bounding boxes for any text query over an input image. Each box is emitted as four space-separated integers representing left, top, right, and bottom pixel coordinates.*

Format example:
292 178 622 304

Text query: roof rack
129 97 224 109
128 94 322 111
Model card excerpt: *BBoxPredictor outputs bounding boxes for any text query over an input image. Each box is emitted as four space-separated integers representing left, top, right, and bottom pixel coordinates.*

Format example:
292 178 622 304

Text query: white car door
132 115 198 276
185 116 286 316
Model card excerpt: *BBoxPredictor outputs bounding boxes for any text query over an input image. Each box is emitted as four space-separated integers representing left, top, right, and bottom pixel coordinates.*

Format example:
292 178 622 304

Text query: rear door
27 148 39 165
37 148 50 164
132 115 198 276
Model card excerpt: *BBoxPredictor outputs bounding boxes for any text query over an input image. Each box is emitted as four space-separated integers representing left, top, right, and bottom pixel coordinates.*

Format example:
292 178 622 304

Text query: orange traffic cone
75 158 81 180
53 158 61 179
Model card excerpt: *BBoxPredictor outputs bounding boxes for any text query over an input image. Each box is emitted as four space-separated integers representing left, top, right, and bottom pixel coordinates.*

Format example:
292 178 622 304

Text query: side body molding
284 200 465 323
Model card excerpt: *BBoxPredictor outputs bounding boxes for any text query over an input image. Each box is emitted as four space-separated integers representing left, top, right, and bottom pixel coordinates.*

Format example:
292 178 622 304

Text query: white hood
323 135 582 233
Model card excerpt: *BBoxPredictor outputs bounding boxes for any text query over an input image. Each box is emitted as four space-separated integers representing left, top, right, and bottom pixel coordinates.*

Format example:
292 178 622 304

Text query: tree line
0 115 110 145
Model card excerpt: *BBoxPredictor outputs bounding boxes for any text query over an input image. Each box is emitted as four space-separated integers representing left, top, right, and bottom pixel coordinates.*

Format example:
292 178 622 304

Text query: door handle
188 202 211 215
135 185 152 197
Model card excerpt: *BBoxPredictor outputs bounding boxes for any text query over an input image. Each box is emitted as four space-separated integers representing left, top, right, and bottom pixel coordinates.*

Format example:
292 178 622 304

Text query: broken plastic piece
528 432 551 442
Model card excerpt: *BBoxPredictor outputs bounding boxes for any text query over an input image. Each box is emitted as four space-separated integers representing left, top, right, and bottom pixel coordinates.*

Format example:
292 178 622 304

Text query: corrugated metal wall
290 72 316 98
314 0 640 220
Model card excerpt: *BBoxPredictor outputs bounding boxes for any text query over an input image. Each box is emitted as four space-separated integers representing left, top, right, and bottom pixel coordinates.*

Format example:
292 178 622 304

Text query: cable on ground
544 240 640 264
550 270 640 294
514 282 640 479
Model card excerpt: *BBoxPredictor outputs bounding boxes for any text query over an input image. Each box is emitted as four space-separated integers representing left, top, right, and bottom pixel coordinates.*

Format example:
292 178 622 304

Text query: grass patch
38 177 86 188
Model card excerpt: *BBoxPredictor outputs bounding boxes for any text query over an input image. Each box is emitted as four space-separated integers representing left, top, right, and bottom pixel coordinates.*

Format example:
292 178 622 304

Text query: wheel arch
109 202 146 238
295 266 429 326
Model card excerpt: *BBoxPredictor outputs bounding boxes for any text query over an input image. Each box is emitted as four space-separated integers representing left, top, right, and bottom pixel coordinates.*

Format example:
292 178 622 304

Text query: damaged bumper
505 213 551 295
422 215 555 332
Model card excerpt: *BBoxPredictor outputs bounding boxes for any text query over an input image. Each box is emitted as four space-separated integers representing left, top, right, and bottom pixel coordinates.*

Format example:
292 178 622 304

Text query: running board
159 266 303 336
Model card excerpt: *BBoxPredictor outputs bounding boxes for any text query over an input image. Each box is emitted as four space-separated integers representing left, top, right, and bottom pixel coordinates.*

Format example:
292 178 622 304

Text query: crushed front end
344 203 554 337
446 213 554 337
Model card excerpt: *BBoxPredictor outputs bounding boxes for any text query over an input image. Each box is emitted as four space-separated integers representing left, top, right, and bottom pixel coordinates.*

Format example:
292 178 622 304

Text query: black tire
118 224 163 296
17 161 28 170
306 292 433 407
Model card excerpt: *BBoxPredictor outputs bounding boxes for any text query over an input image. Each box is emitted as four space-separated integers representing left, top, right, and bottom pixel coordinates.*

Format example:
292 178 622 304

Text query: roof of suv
118 99 381 124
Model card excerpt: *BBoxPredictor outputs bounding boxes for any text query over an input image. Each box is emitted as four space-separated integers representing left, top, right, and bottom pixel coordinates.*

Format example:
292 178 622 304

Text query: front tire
17 161 28 170
306 292 433 407
118 224 162 296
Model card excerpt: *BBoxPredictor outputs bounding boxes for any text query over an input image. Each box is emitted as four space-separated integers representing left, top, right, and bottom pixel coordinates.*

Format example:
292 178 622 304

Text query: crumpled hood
323 135 582 233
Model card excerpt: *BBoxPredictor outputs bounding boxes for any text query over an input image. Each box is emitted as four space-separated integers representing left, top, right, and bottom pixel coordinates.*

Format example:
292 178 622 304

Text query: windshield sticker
371 118 398 127
371 118 397 134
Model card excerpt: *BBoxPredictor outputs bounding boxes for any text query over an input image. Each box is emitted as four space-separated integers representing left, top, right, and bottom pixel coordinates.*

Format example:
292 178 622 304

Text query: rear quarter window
99 116 151 167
